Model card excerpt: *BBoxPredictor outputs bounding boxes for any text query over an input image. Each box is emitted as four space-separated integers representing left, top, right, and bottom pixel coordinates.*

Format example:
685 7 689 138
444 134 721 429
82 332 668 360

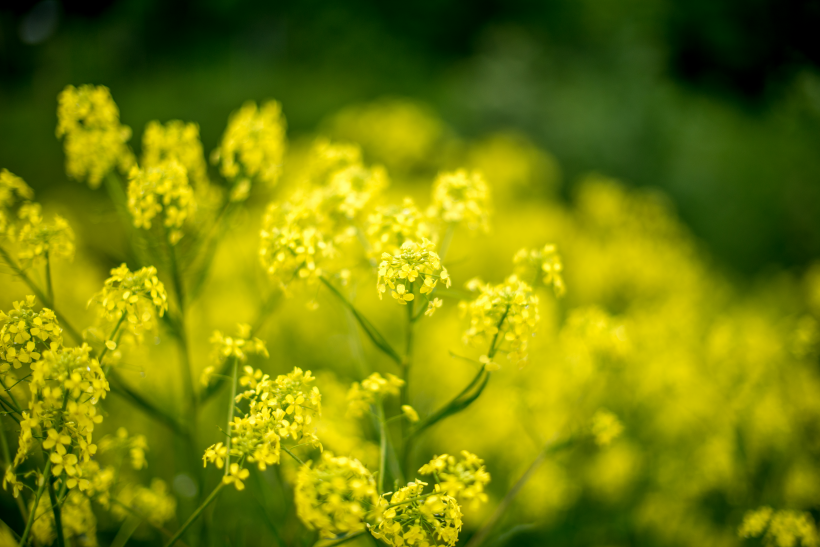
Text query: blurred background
1 0 820 279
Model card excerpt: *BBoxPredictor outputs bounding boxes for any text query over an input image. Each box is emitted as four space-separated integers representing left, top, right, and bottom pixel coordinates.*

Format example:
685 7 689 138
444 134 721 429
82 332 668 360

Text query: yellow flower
294 452 379 538
513 243 566 296
591 409 624 446
429 168 491 232
377 238 451 307
739 507 820 547
127 160 195 244
14 203 75 264
366 198 433 257
113 478 176 526
418 451 491 509
142 119 210 192
212 100 287 192
372 480 463 547
0 169 34 238
31 490 98 547
460 275 539 364
347 373 404 418
90 264 168 336
56 84 134 188
210 323 268 365
0 295 63 371
401 405 419 423
222 463 250 491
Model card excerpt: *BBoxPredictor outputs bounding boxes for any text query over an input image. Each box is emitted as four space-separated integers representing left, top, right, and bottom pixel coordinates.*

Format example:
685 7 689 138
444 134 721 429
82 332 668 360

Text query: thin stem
47 476 65 547
100 314 126 375
377 405 388 494
110 498 190 546
438 223 456 262
0 416 27 522
0 397 22 424
165 481 225 547
464 437 574 547
281 445 306 467
0 376 22 415
323 531 366 546
44 251 53 305
110 515 141 547
384 491 437 510
487 305 511 360
224 358 238 477
107 372 188 438
18 459 51 547
319 276 403 366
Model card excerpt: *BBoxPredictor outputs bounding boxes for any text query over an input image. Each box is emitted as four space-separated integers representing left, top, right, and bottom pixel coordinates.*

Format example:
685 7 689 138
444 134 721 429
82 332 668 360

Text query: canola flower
294 452 380 538
371 480 463 547
56 84 134 188
418 451 491 510
366 198 433 257
377 238 451 308
89 263 168 336
461 275 539 365
31 490 98 547
739 507 820 547
127 160 196 244
212 100 287 198
112 478 177 526
0 169 34 238
98 427 149 470
142 119 210 192
513 243 566 296
429 169 491 232
347 372 404 418
0 295 62 371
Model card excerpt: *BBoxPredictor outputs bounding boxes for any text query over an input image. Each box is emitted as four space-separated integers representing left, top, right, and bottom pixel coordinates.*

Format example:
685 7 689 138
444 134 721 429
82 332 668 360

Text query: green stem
377 405 388 494
18 459 51 547
463 437 574 547
164 481 225 547
110 515 141 547
224 358 238 477
0 416 27 522
100 315 126 375
44 251 53 305
47 476 65 547
281 445 306 467
319 276 403 366
384 491 437 510
110 498 189 546
0 376 22 415
324 531 366 546
0 398 21 424
107 373 188 438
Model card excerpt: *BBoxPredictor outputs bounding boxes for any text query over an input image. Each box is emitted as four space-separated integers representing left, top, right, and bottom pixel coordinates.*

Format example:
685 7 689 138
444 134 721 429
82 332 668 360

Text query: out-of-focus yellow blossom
740 507 820 547
99 427 148 470
75 460 115 507
377 238 450 306
56 84 134 188
320 162 388 222
89 264 168 335
212 100 287 192
223 462 251 491
591 409 624 446
346 372 404 418
402 404 420 423
0 295 62 371
429 169 491 232
418 451 491 509
112 478 176 526
14 203 75 264
127 160 195 244
461 275 539 364
324 98 444 172
259 192 335 289
31 490 98 547
372 480 463 547
209 323 268 365
300 138 362 185
142 120 209 190
294 452 379 538
0 168 34 237
366 198 432 257
205 367 321 473
513 243 565 296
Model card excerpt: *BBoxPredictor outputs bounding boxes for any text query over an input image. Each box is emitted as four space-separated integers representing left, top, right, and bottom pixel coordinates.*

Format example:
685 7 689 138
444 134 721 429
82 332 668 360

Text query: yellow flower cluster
31 490 98 547
347 372 404 418
740 507 820 547
142 120 210 191
294 452 379 538
112 478 177 526
8 345 108 499
56 84 134 188
203 367 321 480
212 100 287 195
590 409 624 446
127 160 195 244
513 243 566 296
418 451 491 510
99 427 148 470
90 264 168 335
209 323 268 365
366 198 432 257
319 161 389 222
429 169 491 232
372 480 463 547
14 203 75 264
0 296 62 371
377 238 451 307
0 168 34 237
461 275 539 364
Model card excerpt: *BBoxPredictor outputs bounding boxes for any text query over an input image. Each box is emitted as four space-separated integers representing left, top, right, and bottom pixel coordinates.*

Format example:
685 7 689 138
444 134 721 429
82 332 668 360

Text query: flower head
127 160 195 244
418 451 491 509
739 507 820 547
15 203 75 264
0 295 62 371
347 372 404 418
294 452 379 538
56 84 134 188
142 120 209 191
513 243 566 296
31 490 98 547
366 198 433 257
0 169 34 238
210 323 268 365
212 100 287 191
429 169 491 232
460 275 539 364
372 480 463 547
113 478 176 526
377 238 450 306
90 264 168 336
